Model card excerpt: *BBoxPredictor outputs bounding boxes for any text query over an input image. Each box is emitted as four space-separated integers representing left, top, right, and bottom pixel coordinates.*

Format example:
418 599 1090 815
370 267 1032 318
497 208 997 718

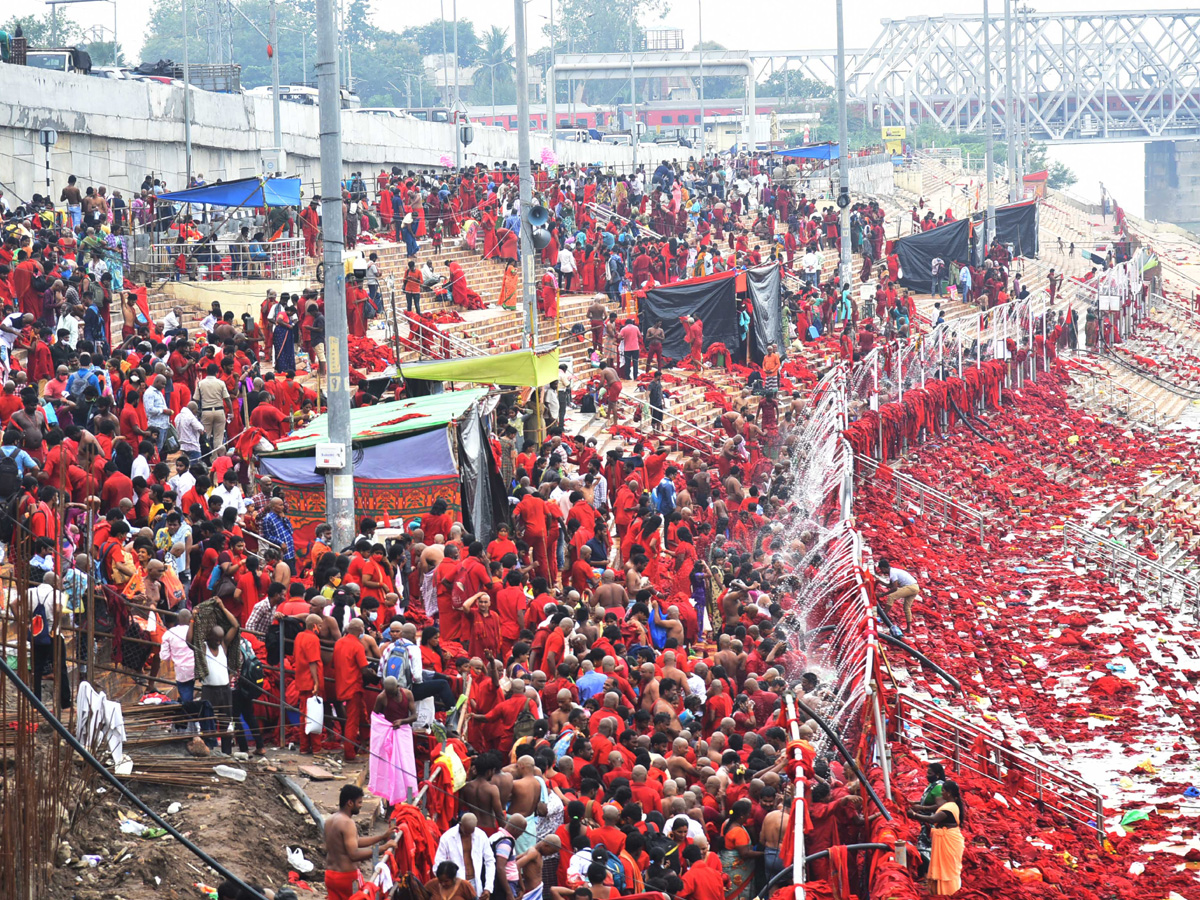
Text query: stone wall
0 63 636 202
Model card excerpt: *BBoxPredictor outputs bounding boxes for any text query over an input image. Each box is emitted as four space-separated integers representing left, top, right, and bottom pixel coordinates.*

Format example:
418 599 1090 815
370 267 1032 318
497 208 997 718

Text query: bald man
294 613 325 754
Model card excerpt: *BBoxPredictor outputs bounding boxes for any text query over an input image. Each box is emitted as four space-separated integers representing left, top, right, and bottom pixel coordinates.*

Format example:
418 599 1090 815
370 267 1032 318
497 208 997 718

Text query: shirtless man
460 750 507 833
592 570 627 609
517 834 562 900
549 688 575 734
660 651 687 689
419 541 445 618
324 784 396 900
654 680 683 736
507 755 544 855
638 662 661 713
661 606 686 645
760 787 789 878
600 362 621 422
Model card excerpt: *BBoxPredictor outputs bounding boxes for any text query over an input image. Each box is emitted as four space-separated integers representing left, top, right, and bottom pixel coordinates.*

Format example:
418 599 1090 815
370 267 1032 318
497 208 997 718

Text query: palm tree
475 25 515 110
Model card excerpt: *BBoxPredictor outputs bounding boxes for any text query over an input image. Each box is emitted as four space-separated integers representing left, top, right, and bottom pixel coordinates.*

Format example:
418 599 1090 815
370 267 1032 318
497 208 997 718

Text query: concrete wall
1145 141 1200 230
0 64 636 202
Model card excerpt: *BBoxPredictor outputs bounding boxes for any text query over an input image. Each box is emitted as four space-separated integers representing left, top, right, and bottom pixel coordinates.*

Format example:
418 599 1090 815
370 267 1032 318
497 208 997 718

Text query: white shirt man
557 247 576 273
211 477 247 515
433 817 495 897
174 405 203 456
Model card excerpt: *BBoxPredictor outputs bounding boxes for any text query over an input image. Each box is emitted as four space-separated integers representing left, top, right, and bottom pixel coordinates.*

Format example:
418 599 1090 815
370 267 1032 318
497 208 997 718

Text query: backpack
0 449 21 500
264 616 306 665
513 698 536 741
382 643 410 684
590 847 626 893
237 641 266 700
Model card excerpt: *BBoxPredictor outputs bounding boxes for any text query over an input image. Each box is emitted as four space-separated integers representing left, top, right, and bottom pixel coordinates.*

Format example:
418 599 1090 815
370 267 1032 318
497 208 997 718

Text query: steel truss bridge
761 10 1200 143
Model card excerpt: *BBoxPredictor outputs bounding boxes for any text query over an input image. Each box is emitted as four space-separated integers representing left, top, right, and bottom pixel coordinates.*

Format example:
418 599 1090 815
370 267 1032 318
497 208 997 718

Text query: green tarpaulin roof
398 345 561 388
261 388 487 456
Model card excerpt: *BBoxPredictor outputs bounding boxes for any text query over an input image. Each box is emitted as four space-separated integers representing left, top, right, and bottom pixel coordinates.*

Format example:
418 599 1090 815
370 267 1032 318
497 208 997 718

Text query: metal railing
855 453 987 542
148 236 305 281
1063 522 1200 622
399 314 487 361
893 692 1105 840
1074 368 1160 430
616 392 723 446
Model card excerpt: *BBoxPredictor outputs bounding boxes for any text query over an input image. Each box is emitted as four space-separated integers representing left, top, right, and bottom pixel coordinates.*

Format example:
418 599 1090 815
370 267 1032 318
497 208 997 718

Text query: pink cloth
368 712 418 803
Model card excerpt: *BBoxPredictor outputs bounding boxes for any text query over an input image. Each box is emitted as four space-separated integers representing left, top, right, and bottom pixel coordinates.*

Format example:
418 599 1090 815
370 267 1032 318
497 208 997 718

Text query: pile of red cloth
348 335 396 373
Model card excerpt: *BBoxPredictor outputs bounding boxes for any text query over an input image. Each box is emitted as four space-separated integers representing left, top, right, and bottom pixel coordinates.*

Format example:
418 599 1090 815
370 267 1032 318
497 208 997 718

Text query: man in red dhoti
299 201 320 257
539 269 558 318
680 315 704 367
446 260 469 306
346 277 367 337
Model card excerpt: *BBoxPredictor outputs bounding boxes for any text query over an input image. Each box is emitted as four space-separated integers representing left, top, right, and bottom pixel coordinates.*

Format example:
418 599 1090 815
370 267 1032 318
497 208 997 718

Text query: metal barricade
148 237 305 281
1063 522 1200 622
893 692 1105 840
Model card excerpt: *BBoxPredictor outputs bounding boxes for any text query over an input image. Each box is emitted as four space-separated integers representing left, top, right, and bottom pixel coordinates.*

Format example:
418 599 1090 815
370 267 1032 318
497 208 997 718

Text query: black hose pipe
878 633 964 694
793 695 892 823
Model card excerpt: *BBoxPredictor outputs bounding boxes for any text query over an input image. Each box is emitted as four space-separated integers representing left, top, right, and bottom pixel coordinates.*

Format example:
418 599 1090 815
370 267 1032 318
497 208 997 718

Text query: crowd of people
0 150 974 900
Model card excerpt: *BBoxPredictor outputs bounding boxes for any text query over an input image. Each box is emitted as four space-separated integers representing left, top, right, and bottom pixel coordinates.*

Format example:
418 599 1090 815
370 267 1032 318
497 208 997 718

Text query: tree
472 26 516 107
757 69 834 103
345 0 376 47
1046 160 1077 190
548 0 668 105
4 12 82 47
399 19 481 66
691 41 743 100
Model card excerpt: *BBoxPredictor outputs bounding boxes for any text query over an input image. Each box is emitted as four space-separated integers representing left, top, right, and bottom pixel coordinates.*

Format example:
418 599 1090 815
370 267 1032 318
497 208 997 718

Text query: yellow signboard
882 125 907 155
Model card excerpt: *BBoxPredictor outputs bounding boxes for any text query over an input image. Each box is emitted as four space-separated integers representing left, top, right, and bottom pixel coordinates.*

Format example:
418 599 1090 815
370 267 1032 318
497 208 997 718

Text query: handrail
893 692 1105 840
616 392 723 446
1099 348 1200 401
1073 368 1160 430
854 453 987 541
1063 522 1200 622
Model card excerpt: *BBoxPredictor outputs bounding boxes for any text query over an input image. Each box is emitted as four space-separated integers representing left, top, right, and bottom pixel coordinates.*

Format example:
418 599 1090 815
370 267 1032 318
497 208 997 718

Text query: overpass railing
855 453 987 542
893 692 1105 840
1063 522 1200 622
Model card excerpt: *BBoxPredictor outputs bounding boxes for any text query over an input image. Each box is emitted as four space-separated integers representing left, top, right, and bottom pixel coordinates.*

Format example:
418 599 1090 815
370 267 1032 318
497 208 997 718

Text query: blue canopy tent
156 176 301 208
776 143 840 161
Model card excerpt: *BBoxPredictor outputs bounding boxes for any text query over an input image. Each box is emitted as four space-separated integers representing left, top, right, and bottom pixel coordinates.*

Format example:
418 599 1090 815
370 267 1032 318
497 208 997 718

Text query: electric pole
315 0 355 549
835 0 852 287
983 0 996 243
514 0 538 347
1003 0 1016 202
271 0 282 171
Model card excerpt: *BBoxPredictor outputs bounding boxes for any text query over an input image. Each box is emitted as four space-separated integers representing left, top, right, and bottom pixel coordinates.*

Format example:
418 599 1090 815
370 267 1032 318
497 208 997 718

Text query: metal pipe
1003 0 1015 201
454 0 461 168
181 0 193 185
629 0 637 171
836 0 852 286
316 0 355 550
271 0 282 169
983 0 996 242
698 0 705 157
514 0 538 346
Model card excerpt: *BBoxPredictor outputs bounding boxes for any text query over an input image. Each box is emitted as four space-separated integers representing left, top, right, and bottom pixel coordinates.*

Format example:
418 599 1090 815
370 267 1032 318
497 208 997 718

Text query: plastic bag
305 695 324 735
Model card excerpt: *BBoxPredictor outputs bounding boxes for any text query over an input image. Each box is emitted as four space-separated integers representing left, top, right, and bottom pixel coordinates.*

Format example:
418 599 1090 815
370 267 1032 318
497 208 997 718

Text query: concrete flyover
0 64 636 203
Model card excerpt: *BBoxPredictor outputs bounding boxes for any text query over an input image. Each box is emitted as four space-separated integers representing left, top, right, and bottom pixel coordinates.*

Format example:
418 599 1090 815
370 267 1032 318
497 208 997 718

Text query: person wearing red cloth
345 276 368 338
421 498 455 544
494 570 528 659
248 391 288 443
806 782 863 882
486 524 518 563
588 805 627 854
471 679 534 756
323 784 397 900
679 845 728 900
681 316 704 367
28 328 54 386
463 591 503 659
293 614 325 754
333 619 370 759
435 544 467 644
299 201 320 258
514 489 551 579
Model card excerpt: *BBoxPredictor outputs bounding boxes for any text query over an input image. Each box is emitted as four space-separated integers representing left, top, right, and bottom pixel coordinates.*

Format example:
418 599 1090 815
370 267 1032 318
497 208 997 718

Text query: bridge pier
1146 141 1200 232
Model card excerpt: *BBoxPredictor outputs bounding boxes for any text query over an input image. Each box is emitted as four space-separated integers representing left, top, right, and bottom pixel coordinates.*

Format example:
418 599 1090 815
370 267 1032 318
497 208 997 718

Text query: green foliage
1046 160 1077 190
3 12 81 46
757 69 833 103
691 41 742 100
399 19 482 65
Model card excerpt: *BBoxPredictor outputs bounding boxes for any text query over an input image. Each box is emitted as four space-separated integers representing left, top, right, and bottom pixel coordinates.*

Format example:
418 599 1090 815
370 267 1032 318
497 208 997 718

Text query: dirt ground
49 749 377 900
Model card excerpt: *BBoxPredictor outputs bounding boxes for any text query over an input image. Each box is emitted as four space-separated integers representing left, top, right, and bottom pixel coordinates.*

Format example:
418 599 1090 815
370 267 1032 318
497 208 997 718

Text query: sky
64 0 1148 212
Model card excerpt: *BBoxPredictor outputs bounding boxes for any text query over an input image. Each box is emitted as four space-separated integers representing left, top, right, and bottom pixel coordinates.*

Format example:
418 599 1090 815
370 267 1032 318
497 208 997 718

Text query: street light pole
270 0 282 170
181 0 193 184
453 0 461 168
835 0 852 287
629 0 637 172
514 0 538 347
549 0 557 155
698 0 704 157
983 0 996 243
315 0 355 549
1003 0 1016 202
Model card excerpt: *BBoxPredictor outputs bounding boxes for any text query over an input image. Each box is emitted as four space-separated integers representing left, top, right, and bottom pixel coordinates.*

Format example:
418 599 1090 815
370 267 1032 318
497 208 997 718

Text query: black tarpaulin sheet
893 217 972 291
640 271 740 361
747 262 783 362
970 201 1040 261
